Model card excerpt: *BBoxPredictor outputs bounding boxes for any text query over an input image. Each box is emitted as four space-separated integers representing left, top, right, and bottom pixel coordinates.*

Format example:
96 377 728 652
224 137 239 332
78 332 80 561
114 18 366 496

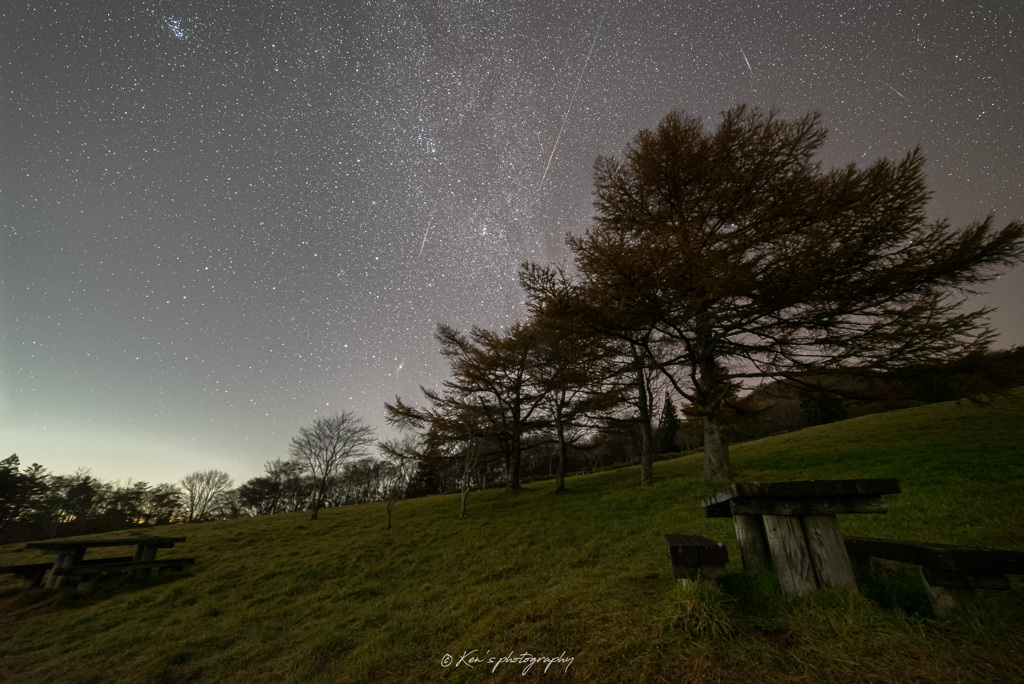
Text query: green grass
3 393 1024 682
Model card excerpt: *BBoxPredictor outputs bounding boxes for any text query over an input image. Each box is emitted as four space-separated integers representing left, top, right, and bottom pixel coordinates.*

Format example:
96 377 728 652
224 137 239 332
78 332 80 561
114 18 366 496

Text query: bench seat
0 562 55 588
63 557 196 594
844 536 1024 616
665 534 729 581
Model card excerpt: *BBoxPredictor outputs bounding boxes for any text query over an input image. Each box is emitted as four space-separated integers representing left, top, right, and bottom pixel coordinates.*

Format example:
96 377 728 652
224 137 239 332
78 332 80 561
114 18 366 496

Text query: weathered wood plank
665 535 728 580
844 537 1024 578
920 568 974 618
802 515 858 591
728 496 888 517
732 514 771 577
26 537 186 551
702 479 900 517
762 514 817 596
68 558 196 575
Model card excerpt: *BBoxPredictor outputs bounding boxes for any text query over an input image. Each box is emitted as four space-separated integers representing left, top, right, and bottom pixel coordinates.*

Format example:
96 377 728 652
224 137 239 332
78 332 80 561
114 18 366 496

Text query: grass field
2 392 1023 682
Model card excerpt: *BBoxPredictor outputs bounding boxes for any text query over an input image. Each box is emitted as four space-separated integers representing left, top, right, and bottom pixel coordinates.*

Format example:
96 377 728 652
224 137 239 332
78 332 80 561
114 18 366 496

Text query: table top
25 536 186 551
702 478 900 517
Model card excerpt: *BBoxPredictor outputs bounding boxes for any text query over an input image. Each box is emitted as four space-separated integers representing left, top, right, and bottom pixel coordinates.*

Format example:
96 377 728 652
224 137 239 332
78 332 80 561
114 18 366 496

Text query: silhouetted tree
432 323 547 491
528 321 623 492
523 105 1024 481
179 469 233 523
289 411 375 520
377 436 418 529
657 394 681 455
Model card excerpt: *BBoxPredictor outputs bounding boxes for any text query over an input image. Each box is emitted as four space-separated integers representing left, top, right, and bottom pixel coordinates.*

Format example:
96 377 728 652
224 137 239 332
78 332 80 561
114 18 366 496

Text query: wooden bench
844 537 1024 617
65 557 196 594
665 534 729 582
0 562 55 589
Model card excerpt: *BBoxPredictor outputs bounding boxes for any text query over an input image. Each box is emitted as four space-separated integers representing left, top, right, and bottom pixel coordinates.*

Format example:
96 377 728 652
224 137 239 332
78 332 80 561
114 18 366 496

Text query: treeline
0 453 411 544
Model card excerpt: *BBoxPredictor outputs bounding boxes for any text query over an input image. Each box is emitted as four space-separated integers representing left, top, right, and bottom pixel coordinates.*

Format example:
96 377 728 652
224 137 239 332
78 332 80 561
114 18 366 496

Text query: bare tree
289 411 375 520
178 469 233 523
376 436 419 529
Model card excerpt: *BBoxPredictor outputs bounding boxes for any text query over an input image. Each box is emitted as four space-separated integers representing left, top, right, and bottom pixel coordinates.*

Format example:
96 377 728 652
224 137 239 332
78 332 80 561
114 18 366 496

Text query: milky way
2 1 1022 484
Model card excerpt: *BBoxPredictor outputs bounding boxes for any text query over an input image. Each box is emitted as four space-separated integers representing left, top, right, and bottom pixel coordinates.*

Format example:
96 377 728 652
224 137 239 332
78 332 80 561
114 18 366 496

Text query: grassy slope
2 393 1023 683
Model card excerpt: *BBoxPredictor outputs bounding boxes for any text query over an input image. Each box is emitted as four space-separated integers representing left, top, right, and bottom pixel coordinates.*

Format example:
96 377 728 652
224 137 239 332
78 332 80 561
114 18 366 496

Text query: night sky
2 1 1022 486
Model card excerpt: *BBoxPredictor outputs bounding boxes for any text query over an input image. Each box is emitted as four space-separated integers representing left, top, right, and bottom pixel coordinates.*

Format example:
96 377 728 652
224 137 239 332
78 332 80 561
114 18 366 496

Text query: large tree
289 411 375 519
523 106 1024 482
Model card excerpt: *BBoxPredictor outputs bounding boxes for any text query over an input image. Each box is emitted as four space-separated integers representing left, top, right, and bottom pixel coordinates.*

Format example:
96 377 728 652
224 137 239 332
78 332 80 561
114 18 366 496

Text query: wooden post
133 544 158 578
920 568 971 618
762 514 817 596
77 573 100 595
732 514 771 577
48 550 84 590
802 515 858 591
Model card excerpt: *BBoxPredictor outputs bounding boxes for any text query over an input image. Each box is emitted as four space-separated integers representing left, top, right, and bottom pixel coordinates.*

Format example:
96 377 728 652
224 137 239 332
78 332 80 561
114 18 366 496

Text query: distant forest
3 347 1019 544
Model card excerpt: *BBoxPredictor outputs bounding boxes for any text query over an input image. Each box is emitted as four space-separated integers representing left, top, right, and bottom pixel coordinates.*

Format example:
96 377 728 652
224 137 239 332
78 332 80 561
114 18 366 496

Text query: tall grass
2 392 1023 682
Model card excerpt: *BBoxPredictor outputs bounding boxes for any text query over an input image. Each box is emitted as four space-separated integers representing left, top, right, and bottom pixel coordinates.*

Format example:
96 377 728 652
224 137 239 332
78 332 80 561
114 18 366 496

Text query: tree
376 436 419 529
146 483 182 524
237 475 283 516
179 469 233 523
289 411 375 519
657 393 681 455
527 320 623 492
0 455 35 534
432 323 547 491
523 106 1024 482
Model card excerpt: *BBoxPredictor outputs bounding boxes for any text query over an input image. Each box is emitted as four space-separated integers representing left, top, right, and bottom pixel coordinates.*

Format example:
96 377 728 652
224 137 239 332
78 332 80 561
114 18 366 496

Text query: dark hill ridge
2 391 1023 682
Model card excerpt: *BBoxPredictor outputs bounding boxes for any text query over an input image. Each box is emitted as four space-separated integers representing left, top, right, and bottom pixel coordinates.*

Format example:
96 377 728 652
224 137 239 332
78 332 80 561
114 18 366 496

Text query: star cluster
2 0 1022 483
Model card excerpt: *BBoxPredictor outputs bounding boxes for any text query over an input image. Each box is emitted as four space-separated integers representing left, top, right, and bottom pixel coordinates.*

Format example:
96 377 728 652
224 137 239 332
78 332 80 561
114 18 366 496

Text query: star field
2 1 1022 484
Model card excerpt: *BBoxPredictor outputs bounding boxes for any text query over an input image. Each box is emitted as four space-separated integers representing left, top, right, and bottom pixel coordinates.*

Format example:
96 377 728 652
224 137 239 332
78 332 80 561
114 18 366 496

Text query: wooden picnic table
702 479 901 596
25 536 188 589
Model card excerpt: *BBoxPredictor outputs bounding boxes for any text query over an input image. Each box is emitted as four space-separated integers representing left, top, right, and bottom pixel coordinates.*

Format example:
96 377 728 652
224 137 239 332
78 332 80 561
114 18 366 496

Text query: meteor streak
538 1 614 191
418 215 433 256
882 81 909 101
739 45 753 77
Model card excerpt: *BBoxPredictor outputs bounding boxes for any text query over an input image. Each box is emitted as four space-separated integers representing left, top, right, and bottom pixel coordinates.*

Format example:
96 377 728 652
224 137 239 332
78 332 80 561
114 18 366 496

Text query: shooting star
418 215 433 256
739 45 753 77
538 0 614 192
881 80 909 101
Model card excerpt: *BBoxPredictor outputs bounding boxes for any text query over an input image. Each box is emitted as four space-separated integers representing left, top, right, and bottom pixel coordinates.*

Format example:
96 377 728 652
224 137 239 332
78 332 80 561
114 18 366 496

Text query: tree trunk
310 505 320 520
459 486 469 519
507 434 522 491
385 500 394 530
635 365 655 488
702 413 731 482
640 416 654 487
554 413 567 494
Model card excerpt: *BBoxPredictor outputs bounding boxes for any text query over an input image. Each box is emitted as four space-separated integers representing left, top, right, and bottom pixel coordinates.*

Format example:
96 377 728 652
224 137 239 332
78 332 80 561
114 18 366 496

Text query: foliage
657 393 681 454
522 105 1024 483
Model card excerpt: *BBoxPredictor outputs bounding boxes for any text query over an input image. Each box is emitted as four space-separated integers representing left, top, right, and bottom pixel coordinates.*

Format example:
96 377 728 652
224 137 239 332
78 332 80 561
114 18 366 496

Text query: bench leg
762 514 817 596
802 515 858 592
20 570 47 589
733 514 771 577
77 574 101 595
920 569 973 618
132 544 159 578
848 555 873 585
48 550 85 590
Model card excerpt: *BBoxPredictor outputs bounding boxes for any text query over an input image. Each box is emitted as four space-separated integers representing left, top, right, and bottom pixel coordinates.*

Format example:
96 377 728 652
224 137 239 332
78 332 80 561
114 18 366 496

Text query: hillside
3 392 1024 682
